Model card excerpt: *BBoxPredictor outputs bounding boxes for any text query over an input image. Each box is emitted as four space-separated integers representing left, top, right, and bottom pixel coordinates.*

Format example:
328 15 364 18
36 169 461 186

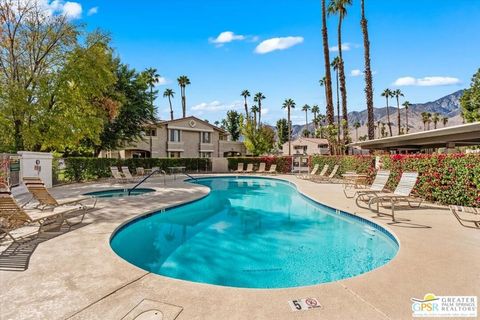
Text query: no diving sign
288 298 322 311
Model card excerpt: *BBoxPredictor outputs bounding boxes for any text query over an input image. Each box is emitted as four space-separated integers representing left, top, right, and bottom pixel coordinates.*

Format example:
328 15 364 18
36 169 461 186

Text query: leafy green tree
311 105 320 129
177 75 190 118
142 68 160 110
302 129 310 137
222 110 242 141
242 121 275 156
276 118 289 149
93 63 155 155
163 89 175 120
460 69 480 122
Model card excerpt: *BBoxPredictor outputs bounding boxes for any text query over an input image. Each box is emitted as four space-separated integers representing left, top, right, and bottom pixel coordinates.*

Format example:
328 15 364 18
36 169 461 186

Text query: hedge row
227 156 293 174
310 154 480 207
63 157 210 182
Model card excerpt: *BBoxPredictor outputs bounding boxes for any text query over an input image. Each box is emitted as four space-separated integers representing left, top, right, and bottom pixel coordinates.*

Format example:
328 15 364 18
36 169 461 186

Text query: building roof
287 137 329 145
348 122 480 150
155 116 227 133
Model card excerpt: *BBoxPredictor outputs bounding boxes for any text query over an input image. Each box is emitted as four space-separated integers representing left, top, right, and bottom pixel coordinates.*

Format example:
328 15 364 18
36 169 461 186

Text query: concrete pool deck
1 174 479 320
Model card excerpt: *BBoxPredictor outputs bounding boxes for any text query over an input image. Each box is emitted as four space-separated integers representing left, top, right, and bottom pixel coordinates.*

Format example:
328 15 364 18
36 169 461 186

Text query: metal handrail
184 172 198 181
128 169 166 195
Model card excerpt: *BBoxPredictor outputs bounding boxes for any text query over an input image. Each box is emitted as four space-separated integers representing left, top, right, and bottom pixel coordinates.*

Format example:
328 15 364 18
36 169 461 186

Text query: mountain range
291 89 465 140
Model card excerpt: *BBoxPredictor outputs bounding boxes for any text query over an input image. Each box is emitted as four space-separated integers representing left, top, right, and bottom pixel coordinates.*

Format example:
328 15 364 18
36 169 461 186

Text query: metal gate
0 154 21 187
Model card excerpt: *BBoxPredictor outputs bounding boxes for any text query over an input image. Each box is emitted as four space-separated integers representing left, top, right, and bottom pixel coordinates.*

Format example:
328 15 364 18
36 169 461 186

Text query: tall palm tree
163 88 175 120
432 112 440 129
311 105 320 129
177 75 191 118
381 88 394 136
253 92 266 125
361 0 375 140
282 99 296 156
402 101 411 133
144 68 160 109
328 0 352 142
393 89 404 135
442 116 449 127
331 56 341 141
353 121 361 141
241 90 251 120
302 104 311 136
427 113 432 130
421 112 429 131
321 0 334 125
251 105 259 128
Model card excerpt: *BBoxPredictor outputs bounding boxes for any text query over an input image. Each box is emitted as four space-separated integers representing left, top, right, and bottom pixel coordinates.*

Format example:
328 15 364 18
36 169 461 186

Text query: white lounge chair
110 167 127 183
449 205 480 229
348 170 390 201
266 164 277 175
298 164 319 179
234 163 244 173
256 163 266 174
244 163 254 173
368 172 422 221
313 165 339 183
121 166 137 183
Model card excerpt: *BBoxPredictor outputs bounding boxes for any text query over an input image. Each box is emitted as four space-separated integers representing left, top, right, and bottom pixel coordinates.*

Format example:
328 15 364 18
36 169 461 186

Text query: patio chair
308 165 329 181
298 164 319 179
22 177 95 225
234 163 244 173
0 189 74 243
244 163 254 173
313 165 339 183
368 172 422 221
266 164 277 175
449 205 480 229
256 163 266 174
110 167 127 183
121 166 138 183
348 170 390 201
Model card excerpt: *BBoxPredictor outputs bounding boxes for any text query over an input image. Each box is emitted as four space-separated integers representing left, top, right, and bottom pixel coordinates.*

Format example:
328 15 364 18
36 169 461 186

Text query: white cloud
329 43 351 52
393 76 461 87
209 31 246 47
351 69 363 77
155 77 168 86
61 1 82 19
87 6 98 16
191 101 243 114
254 36 304 54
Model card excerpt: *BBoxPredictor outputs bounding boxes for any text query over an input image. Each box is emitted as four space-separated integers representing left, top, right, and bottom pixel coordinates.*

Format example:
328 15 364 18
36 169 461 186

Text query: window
169 129 181 142
145 129 157 136
201 132 211 143
169 151 181 158
200 152 212 158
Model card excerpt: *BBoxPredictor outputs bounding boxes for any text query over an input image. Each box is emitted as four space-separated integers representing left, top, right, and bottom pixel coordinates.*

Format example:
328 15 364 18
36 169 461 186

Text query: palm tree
163 88 175 120
144 68 160 109
393 89 404 135
241 90 251 120
311 105 320 129
331 56 341 141
376 120 381 139
214 121 220 126
442 116 449 127
432 113 440 129
421 112 429 131
380 122 387 138
282 99 296 155
253 92 266 125
361 0 375 140
381 88 394 136
353 121 361 141
402 101 411 133
321 0 334 125
328 0 352 142
177 75 191 118
251 105 259 127
427 113 432 130
302 104 311 136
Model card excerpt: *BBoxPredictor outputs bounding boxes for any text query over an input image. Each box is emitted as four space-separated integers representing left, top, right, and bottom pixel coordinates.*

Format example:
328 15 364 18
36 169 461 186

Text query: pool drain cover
133 310 163 320
122 299 182 320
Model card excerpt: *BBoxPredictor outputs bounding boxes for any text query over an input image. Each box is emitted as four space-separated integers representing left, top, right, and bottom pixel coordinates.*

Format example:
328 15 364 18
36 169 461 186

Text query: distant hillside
291 90 465 140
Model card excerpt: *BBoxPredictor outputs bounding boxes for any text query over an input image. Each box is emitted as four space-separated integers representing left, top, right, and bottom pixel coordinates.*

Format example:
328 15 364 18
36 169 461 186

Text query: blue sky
67 0 480 124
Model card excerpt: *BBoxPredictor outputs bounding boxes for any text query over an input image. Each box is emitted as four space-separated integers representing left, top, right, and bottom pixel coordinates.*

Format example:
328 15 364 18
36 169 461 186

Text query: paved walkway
1 175 479 320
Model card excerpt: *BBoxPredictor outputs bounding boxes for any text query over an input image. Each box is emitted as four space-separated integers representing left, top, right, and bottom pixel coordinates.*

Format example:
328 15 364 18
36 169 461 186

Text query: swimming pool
111 177 398 288
84 188 155 198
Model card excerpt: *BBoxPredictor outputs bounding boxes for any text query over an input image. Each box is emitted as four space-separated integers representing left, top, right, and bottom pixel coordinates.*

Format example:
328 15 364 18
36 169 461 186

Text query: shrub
63 157 211 182
227 156 292 173
310 155 374 178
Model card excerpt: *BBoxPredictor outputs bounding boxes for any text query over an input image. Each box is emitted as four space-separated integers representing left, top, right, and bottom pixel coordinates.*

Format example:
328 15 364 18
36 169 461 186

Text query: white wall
17 151 53 188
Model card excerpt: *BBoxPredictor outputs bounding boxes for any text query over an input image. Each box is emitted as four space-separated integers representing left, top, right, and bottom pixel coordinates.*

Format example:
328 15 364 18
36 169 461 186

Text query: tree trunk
13 120 24 151
396 96 401 135
337 17 348 143
405 108 409 133
361 0 375 141
288 108 291 156
182 86 187 118
322 0 334 125
335 70 340 141
258 100 262 125
385 98 392 136
168 96 174 120
244 97 248 120
305 112 308 137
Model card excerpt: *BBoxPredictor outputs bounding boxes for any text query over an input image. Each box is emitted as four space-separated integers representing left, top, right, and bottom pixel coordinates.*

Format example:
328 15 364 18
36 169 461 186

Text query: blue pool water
110 177 398 288
84 188 155 198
